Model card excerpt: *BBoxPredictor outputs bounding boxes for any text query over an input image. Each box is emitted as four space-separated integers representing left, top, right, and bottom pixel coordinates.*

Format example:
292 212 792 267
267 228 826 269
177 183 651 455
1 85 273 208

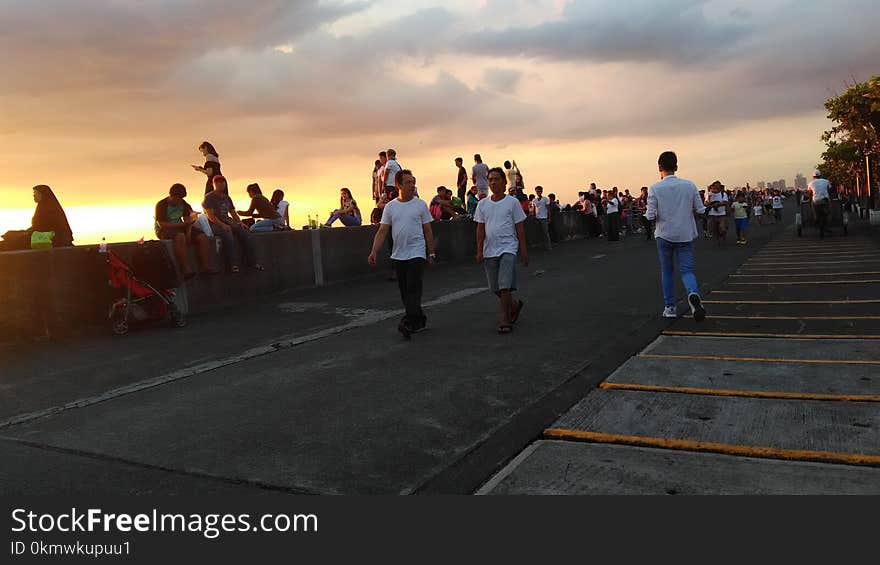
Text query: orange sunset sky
1 0 877 244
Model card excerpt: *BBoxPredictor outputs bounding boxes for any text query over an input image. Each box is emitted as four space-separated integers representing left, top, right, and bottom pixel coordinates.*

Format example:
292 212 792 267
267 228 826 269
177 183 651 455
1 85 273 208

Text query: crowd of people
0 137 868 343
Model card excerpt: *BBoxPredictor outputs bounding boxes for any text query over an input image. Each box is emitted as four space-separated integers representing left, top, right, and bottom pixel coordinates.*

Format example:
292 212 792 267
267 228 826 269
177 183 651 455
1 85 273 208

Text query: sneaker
688 293 706 322
662 306 677 319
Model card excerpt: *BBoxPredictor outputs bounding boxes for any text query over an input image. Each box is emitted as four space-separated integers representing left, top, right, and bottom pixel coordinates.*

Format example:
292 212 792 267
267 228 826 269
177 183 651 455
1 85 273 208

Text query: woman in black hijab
31 184 74 247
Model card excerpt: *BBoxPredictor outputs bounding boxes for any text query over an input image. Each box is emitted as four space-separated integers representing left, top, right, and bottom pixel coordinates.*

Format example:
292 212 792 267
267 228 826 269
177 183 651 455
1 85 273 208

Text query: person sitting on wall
324 188 363 227
155 183 213 278
203 175 264 273
237 183 284 233
270 189 290 228
1 185 74 251
429 186 461 220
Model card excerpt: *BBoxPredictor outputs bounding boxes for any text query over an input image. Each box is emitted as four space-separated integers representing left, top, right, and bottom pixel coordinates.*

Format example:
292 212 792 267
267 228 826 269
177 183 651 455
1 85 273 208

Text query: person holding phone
192 141 222 195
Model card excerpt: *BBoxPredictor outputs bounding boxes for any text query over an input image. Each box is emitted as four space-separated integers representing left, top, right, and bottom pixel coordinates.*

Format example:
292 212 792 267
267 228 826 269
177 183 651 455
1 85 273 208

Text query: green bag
30 230 55 249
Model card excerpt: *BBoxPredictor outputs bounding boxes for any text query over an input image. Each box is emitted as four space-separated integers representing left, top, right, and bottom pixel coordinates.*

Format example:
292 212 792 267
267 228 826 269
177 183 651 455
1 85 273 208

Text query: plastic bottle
98 237 107 253
307 214 313 229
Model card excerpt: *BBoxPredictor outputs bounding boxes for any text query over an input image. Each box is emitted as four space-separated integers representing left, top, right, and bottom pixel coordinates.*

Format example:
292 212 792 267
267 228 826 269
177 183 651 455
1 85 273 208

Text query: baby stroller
107 241 187 335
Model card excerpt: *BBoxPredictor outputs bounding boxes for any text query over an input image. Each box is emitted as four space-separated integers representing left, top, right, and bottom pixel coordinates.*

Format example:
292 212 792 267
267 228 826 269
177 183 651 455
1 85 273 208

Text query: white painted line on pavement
0 287 488 430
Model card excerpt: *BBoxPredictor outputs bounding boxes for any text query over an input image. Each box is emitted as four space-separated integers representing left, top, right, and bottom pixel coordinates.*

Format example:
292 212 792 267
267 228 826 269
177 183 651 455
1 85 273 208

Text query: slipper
510 300 524 324
251 264 265 271
497 324 513 334
231 266 240 274
205 269 222 276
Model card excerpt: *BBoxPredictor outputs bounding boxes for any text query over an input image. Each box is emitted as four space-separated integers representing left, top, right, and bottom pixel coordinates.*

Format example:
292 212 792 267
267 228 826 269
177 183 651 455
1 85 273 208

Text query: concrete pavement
482 222 880 494
1 205 795 495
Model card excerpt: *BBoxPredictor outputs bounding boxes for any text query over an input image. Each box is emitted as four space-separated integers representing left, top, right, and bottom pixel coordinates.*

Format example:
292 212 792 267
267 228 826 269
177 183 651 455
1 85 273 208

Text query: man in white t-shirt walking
475 167 529 334
646 151 707 321
534 185 552 251
808 169 832 238
369 168 436 338
472 154 490 199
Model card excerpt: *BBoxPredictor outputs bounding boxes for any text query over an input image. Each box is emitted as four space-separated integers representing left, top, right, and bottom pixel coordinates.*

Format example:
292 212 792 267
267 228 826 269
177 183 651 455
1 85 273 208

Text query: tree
821 76 880 202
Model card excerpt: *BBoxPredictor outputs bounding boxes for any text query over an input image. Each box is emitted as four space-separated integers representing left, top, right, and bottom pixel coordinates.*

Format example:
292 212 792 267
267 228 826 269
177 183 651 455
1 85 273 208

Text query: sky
1 0 878 243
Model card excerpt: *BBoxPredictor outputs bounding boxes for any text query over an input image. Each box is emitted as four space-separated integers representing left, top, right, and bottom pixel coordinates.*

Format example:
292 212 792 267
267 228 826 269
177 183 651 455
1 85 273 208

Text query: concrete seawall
0 212 591 340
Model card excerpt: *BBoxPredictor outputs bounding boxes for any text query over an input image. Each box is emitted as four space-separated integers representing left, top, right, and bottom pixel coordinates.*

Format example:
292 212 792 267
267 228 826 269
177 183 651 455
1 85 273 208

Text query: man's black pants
393 258 426 328
607 212 620 241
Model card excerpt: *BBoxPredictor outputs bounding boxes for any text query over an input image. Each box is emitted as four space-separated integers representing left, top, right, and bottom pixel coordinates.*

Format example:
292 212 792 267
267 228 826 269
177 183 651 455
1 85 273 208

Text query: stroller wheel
170 306 188 328
111 311 129 335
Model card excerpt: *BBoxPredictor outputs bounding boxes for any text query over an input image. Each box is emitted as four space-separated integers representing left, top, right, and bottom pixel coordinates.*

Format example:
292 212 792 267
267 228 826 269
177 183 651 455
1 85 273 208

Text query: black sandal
497 324 513 334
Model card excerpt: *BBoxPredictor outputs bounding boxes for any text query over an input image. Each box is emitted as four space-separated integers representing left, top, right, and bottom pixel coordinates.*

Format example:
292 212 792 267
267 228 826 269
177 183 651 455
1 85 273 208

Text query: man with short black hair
369 169 435 338
646 151 706 321
534 186 552 250
382 149 401 199
475 167 528 334
455 157 468 204
808 169 831 237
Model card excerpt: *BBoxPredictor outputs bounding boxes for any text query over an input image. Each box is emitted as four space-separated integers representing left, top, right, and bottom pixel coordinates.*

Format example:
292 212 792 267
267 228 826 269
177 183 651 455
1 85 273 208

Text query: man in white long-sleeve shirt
645 151 707 321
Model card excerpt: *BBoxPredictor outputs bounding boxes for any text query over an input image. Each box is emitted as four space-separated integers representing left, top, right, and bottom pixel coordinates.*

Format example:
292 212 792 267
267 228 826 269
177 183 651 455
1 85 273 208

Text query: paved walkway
481 227 880 494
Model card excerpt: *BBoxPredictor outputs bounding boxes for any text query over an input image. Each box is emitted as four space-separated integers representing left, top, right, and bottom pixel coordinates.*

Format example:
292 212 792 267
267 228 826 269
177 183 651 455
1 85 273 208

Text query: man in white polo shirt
646 151 707 321
808 169 832 238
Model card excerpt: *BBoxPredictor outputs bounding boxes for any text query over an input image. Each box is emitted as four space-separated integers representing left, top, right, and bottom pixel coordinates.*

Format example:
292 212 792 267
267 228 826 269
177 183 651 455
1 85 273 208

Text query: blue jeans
214 223 257 270
250 217 285 233
656 238 699 307
325 211 362 227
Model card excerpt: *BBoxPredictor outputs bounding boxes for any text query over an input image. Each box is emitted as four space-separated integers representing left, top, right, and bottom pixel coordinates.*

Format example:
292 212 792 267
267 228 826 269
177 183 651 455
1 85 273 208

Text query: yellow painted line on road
739 266 880 271
542 429 880 467
709 291 755 295
729 279 880 285
730 272 880 278
599 382 880 403
640 353 880 366
709 315 880 321
755 252 877 258
746 259 880 266
662 330 880 340
703 299 880 305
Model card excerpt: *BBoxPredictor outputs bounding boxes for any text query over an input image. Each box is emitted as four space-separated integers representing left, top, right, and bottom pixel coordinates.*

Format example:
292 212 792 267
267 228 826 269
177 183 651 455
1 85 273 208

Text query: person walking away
808 169 832 238
732 192 749 245
192 141 222 195
472 154 490 199
475 167 529 334
706 181 729 245
534 186 552 250
368 169 436 338
646 151 706 321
